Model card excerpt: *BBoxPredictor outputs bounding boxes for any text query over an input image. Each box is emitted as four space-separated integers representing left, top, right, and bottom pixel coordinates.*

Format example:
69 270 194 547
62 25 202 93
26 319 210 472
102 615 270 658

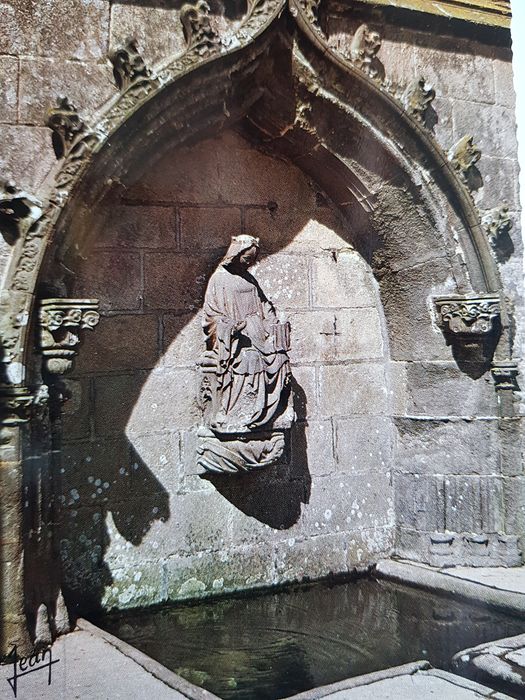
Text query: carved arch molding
0 0 521 652
0 0 518 423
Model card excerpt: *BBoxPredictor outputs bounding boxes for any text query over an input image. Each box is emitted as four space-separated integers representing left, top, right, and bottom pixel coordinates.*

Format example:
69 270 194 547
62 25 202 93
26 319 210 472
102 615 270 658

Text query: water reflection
93 576 525 699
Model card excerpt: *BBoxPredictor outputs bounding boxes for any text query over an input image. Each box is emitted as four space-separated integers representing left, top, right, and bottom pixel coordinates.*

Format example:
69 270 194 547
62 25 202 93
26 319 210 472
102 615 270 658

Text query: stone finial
403 77 435 124
180 0 220 55
349 24 382 80
482 205 512 246
39 298 100 375
448 135 481 188
302 0 321 28
46 97 85 159
434 295 500 335
0 180 43 244
491 361 519 392
110 37 151 92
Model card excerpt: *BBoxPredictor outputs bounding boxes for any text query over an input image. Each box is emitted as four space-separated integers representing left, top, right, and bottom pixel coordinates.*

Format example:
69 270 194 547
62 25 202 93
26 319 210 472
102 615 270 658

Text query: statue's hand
233 320 247 335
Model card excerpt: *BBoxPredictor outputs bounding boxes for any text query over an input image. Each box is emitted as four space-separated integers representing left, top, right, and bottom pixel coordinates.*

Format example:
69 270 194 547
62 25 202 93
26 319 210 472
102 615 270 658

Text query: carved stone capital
491 361 519 392
110 38 152 92
0 386 37 425
482 205 512 246
180 0 221 56
39 298 100 374
46 97 86 159
448 135 481 188
0 180 43 244
403 77 435 123
434 295 500 335
348 24 383 80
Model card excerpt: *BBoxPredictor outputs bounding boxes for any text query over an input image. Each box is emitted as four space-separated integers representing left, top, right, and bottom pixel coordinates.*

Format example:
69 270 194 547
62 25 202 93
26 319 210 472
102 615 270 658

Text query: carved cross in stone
320 316 341 339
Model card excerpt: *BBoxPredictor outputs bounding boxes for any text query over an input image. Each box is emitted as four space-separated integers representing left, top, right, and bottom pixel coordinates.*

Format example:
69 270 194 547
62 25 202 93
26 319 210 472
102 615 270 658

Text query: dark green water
93 576 525 700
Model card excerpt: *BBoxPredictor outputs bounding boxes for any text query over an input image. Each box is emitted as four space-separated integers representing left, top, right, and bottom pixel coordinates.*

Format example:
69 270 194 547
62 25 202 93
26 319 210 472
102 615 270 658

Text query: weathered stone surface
335 416 393 474
274 532 349 582
252 253 310 309
59 438 132 506
288 308 384 364
19 58 114 125
73 251 142 312
161 313 202 369
110 4 186 68
412 46 495 104
444 475 504 533
0 0 110 60
296 418 335 477
179 206 241 251
95 204 177 249
493 57 516 109
299 472 393 536
429 95 454 150
93 372 147 437
403 362 498 417
394 418 502 476
475 156 521 210
102 563 167 610
318 363 389 417
75 313 159 373
395 474 445 531
311 249 377 309
453 101 518 160
380 258 457 362
0 56 18 124
143 252 211 311
164 544 275 600
0 125 55 190
125 367 201 434
127 431 182 497
61 377 91 441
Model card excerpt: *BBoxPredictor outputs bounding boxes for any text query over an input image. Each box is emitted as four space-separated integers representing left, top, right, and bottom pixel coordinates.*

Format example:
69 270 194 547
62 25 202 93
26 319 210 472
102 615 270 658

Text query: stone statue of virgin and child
197 235 295 473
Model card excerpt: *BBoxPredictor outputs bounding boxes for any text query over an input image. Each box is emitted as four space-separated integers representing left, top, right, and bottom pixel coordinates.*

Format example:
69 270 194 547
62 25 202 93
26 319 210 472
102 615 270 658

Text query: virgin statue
197 235 294 473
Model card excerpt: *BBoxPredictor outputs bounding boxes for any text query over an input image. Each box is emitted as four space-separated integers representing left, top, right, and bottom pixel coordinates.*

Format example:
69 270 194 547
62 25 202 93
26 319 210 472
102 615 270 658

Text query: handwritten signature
1 645 59 698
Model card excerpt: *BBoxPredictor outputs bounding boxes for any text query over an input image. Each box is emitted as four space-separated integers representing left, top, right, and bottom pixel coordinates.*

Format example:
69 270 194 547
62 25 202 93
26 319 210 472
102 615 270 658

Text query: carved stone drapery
0 181 43 244
197 235 294 473
109 38 152 92
434 296 500 335
38 299 100 375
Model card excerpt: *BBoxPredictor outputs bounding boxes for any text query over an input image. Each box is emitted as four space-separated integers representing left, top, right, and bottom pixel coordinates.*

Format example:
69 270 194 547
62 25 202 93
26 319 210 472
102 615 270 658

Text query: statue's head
222 234 260 270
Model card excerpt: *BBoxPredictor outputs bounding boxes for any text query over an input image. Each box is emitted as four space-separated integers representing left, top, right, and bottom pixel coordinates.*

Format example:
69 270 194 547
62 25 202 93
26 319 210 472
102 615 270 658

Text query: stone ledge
376 559 525 617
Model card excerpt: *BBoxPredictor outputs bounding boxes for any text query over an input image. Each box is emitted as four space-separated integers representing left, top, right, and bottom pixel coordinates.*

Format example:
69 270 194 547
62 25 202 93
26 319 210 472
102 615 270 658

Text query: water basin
92 575 525 699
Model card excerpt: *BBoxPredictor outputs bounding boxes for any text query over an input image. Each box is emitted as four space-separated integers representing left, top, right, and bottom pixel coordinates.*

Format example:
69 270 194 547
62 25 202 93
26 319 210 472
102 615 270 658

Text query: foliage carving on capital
403 77 435 124
110 37 152 92
39 298 100 375
0 180 43 244
434 295 500 335
0 386 38 425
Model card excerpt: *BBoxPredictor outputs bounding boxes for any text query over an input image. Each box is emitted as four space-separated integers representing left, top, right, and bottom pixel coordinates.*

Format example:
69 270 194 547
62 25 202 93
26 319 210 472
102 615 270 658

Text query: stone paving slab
0 619 218 700
453 633 525 699
282 661 511 699
376 559 525 616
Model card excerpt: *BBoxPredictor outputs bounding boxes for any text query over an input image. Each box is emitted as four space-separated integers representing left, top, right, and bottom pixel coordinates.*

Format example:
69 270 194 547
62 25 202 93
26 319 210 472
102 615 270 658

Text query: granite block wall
56 131 395 613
